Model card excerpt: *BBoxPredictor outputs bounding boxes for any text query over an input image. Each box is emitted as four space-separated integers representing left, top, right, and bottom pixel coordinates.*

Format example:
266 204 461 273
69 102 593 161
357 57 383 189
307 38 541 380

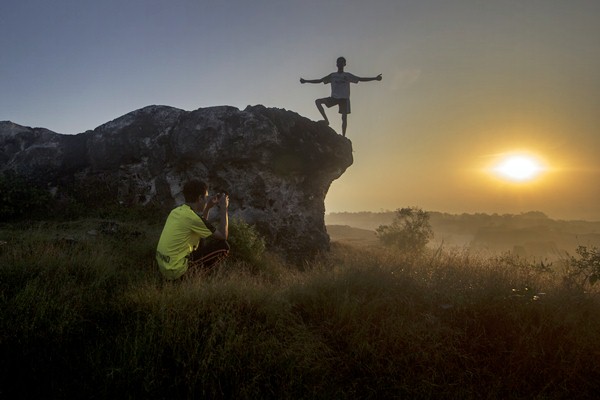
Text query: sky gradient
2 0 599 220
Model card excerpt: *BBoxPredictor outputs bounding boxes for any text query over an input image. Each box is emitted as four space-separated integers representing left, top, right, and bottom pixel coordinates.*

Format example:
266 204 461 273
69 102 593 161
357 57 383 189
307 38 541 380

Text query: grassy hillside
1 218 600 399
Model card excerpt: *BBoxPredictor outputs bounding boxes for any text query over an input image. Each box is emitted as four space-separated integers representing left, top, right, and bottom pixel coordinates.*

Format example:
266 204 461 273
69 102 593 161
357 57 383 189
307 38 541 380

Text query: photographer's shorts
189 239 230 270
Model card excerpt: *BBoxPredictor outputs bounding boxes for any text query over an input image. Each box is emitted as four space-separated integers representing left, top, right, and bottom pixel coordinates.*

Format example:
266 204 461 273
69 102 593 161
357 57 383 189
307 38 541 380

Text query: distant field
327 211 600 259
326 224 378 246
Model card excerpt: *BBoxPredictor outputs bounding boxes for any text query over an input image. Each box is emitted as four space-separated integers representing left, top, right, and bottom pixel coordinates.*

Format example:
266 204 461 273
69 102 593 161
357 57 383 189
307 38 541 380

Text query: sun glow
492 154 545 182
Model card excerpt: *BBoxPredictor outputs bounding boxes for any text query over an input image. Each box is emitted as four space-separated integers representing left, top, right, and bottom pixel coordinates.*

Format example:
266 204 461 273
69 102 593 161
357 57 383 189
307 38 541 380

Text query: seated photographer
156 180 230 280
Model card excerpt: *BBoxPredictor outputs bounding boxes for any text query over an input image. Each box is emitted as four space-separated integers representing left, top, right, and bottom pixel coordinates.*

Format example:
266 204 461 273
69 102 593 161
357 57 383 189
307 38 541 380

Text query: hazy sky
2 0 599 219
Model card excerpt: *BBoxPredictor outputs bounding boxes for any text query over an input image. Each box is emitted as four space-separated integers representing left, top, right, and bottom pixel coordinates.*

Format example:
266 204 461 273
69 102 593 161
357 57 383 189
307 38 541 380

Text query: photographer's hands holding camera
206 192 229 210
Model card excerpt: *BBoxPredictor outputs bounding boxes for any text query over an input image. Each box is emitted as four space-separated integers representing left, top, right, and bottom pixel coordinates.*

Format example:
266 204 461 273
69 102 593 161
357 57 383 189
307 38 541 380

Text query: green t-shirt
156 204 214 279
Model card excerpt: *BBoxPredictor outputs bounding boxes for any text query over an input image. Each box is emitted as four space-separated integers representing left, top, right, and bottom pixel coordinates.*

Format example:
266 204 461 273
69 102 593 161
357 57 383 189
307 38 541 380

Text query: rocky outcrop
0 105 353 260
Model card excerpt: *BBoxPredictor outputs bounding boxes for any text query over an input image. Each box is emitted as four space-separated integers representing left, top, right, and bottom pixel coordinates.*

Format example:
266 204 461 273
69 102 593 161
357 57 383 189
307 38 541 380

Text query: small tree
565 245 600 289
376 207 433 253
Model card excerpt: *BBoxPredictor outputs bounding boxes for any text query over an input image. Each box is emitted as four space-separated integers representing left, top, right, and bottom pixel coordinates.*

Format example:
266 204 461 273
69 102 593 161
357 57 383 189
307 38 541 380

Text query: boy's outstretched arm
357 74 383 82
300 77 325 84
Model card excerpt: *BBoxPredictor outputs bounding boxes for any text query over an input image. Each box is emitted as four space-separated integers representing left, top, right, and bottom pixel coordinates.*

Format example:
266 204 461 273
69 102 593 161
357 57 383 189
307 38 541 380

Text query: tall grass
1 220 599 399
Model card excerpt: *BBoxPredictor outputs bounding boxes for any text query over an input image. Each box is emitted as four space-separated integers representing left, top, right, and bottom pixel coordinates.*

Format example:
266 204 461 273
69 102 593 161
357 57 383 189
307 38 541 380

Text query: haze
1 0 598 220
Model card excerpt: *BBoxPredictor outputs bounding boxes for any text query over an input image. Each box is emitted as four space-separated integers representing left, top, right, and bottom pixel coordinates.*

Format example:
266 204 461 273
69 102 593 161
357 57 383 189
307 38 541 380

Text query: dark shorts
189 238 230 270
322 97 351 114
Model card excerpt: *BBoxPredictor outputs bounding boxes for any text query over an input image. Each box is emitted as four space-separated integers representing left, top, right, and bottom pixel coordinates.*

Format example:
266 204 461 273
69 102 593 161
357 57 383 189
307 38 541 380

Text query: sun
492 154 545 182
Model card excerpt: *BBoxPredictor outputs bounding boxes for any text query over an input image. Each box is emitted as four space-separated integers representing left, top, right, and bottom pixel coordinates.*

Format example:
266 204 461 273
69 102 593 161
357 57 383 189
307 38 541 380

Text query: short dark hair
183 180 208 203
337 56 346 64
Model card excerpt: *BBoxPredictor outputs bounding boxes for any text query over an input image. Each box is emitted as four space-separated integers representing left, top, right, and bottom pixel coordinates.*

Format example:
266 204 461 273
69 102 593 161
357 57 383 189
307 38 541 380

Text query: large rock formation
0 105 353 259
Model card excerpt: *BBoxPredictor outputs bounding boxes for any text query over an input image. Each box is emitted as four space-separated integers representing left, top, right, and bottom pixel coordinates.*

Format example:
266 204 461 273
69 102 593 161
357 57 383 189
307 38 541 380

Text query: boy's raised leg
315 99 330 125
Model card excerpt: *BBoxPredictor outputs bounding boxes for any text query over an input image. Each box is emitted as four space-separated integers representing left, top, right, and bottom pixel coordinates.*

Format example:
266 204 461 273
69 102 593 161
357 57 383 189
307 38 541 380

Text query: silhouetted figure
300 56 382 136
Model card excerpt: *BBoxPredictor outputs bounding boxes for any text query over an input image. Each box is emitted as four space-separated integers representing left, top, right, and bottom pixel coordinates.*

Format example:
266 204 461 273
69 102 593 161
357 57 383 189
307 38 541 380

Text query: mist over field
326 211 600 260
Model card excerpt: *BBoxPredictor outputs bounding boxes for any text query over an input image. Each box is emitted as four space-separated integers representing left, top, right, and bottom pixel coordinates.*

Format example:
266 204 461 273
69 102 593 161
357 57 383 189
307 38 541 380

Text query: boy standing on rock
300 56 382 136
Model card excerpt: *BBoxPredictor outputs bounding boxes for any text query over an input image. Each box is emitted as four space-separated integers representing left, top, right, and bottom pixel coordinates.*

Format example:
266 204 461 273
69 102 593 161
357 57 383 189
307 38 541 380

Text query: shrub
0 171 52 220
376 207 433 253
565 245 600 289
227 218 266 264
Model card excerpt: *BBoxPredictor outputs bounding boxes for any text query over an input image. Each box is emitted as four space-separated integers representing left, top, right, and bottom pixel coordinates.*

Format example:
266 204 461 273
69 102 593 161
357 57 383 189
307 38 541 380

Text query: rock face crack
1 104 354 260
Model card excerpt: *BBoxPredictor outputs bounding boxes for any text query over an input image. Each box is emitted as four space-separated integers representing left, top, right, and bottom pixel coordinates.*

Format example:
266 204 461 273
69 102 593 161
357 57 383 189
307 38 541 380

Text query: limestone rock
0 105 353 260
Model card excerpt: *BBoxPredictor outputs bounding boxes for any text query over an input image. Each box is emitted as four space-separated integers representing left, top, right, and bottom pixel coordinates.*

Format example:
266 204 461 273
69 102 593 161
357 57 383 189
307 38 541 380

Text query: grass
1 219 599 399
